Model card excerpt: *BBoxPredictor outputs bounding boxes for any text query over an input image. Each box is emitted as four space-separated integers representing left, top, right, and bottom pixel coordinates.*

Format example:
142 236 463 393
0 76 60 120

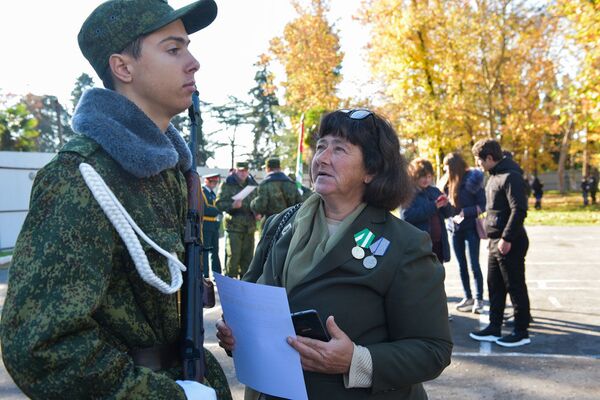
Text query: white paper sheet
231 185 257 201
214 273 308 400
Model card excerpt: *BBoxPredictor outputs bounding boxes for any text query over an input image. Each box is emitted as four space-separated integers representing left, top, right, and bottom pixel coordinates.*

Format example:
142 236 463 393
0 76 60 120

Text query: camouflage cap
235 161 249 170
265 157 280 169
78 0 218 79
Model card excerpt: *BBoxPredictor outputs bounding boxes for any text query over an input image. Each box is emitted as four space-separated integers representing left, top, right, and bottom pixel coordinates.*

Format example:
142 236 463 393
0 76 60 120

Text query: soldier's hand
216 317 235 354
232 199 242 209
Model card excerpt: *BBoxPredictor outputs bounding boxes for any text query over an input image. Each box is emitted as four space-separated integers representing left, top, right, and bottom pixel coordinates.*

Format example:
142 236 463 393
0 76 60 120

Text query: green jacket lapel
289 206 388 293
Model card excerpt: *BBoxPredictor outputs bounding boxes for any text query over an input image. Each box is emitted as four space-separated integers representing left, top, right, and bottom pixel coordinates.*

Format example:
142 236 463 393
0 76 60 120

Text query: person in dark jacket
442 152 486 314
202 173 222 278
251 158 303 224
581 175 591 206
470 139 531 348
590 169 598 205
401 158 452 264
531 176 544 210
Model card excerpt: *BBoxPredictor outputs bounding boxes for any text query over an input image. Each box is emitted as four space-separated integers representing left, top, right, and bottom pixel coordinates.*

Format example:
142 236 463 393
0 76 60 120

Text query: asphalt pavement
1 225 599 399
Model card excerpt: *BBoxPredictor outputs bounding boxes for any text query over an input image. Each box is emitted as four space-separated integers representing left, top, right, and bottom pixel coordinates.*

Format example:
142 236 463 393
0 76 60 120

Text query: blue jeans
452 228 484 300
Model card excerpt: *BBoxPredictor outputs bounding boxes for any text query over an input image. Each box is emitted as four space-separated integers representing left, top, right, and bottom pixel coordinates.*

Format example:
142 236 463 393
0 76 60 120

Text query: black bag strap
262 203 302 266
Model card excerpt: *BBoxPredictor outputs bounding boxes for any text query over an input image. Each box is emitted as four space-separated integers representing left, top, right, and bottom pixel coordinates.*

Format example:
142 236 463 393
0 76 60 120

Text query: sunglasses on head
339 109 373 120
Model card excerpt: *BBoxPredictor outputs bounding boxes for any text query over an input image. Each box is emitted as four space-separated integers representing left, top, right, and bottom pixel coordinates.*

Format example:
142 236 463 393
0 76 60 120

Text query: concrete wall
0 152 56 250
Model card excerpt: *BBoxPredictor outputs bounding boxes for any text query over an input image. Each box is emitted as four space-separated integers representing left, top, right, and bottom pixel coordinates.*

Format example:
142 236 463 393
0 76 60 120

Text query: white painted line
530 287 600 291
526 262 600 266
528 279 600 283
453 352 600 360
548 296 562 308
538 281 547 289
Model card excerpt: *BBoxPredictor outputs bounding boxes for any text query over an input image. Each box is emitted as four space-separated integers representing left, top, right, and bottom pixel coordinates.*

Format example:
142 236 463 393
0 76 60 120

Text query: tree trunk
557 122 572 194
582 137 589 178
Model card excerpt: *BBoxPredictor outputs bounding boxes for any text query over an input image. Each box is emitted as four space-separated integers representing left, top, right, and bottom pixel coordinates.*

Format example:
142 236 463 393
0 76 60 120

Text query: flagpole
295 113 305 194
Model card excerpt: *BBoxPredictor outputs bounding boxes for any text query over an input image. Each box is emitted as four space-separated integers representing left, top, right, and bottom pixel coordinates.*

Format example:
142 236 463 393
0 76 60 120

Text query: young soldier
0 1 231 399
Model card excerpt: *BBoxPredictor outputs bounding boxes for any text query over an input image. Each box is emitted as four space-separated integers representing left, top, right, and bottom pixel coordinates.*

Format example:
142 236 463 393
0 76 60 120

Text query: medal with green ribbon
352 228 375 260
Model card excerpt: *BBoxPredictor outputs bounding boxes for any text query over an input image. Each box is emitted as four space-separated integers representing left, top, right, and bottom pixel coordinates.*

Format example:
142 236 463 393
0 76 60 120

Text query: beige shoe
456 298 474 312
472 299 484 314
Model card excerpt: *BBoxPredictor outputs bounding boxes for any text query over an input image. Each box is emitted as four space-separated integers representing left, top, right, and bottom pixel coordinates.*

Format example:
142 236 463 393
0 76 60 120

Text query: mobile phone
291 309 330 342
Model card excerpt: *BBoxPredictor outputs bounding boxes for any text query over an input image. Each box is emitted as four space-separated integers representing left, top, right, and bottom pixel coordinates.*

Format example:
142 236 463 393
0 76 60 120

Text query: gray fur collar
71 88 192 178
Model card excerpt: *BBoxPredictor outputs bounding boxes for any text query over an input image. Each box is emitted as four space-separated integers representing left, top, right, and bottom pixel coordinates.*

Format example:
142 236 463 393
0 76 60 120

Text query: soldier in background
202 173 222 279
251 158 303 225
289 172 313 201
216 161 259 278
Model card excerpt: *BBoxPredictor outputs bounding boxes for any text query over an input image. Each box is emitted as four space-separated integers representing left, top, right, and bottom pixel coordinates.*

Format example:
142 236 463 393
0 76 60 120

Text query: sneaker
448 314 453 321
456 298 474 312
472 299 484 314
469 325 501 342
496 331 531 347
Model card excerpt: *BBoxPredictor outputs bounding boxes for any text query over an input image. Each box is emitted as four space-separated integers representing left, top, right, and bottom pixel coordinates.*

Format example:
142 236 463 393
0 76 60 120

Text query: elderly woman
217 109 452 400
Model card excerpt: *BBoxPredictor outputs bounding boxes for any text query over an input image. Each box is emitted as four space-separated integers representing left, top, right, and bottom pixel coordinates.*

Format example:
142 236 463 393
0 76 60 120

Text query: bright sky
0 0 371 168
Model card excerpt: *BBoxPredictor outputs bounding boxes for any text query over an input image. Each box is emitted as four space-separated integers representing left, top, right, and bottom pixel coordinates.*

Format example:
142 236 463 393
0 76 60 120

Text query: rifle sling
130 343 179 372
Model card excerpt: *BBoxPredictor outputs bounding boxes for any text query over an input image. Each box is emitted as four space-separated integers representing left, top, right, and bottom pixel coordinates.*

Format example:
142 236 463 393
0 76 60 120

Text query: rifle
181 90 215 382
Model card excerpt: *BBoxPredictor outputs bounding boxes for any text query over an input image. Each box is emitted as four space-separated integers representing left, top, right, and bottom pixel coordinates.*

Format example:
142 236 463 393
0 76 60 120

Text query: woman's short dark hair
472 138 503 161
408 158 434 181
315 110 412 210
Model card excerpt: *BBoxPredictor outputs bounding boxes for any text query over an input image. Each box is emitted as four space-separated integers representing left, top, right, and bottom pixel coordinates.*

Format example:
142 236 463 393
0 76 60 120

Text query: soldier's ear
109 54 133 84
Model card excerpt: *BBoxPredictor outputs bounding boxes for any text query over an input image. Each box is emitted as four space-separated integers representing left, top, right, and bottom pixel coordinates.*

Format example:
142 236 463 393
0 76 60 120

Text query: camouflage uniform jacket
0 89 230 400
251 171 302 219
215 174 258 233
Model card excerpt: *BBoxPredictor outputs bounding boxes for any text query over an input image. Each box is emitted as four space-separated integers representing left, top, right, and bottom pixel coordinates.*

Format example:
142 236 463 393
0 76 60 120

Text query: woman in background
443 152 486 314
400 158 452 265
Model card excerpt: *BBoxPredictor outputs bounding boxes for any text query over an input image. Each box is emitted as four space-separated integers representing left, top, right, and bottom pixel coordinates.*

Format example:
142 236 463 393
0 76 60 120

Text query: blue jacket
446 169 486 233
400 186 452 262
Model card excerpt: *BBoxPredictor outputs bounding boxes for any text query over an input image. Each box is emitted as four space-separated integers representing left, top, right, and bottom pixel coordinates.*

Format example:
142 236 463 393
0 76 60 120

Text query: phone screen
291 309 330 342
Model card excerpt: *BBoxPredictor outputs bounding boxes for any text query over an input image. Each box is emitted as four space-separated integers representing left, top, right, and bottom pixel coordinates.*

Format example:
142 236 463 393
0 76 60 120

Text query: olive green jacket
0 137 228 400
245 204 453 400
216 174 258 233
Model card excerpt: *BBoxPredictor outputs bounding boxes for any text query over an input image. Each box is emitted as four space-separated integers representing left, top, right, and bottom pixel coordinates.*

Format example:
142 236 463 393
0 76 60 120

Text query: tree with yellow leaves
269 0 344 168
359 0 562 176
555 0 600 177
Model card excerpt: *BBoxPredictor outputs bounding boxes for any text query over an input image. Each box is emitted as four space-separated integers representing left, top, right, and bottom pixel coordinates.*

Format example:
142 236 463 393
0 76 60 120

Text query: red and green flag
295 113 305 194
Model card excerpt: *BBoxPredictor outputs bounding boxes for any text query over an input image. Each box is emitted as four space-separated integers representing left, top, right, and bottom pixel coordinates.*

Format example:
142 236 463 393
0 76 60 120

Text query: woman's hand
215 317 235 353
286 316 354 374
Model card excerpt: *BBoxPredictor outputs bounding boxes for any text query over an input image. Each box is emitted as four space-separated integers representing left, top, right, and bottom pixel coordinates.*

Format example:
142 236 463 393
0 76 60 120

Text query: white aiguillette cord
79 163 186 294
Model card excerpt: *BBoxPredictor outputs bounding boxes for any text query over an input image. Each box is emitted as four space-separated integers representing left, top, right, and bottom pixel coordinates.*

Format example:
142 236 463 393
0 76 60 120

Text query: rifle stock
181 91 206 382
